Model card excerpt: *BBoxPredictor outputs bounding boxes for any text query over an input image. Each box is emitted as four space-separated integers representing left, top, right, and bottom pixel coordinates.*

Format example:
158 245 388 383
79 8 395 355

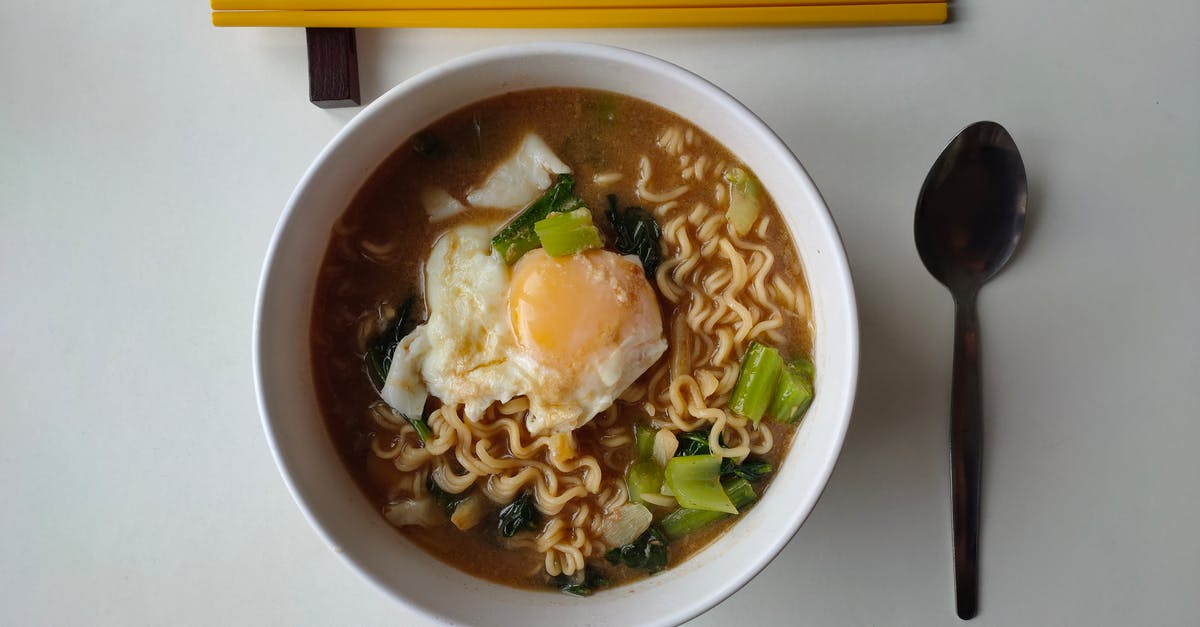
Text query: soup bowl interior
255 42 858 627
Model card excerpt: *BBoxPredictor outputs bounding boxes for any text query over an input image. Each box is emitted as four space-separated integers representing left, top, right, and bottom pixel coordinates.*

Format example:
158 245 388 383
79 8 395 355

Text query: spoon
914 121 1027 620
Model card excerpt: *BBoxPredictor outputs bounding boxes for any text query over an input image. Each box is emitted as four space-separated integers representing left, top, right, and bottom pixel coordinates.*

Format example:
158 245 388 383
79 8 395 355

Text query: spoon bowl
914 121 1027 619
916 122 1027 294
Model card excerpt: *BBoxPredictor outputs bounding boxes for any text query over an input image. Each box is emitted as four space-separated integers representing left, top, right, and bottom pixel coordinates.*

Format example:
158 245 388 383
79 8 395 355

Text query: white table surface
3 1 1198 625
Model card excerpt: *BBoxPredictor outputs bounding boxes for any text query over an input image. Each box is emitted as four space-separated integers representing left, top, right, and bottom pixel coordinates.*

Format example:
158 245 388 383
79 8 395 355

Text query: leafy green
675 432 770 485
550 565 610 597
665 455 737 514
410 131 439 156
365 296 419 390
497 492 540 537
605 195 662 279
724 166 762 236
427 477 468 516
604 527 668 574
405 417 432 443
634 423 657 460
768 358 815 424
626 459 664 505
627 424 664 505
492 174 586 264
721 458 772 483
790 356 815 379
675 430 711 457
534 208 603 257
728 342 785 424
365 297 431 442
660 477 757 540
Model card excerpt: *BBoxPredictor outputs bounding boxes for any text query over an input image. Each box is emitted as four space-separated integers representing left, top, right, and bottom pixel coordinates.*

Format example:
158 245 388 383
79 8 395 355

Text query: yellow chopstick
212 4 948 28
212 0 936 8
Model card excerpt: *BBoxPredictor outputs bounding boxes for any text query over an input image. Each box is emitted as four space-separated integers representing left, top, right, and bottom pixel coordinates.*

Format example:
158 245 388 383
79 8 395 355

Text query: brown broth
310 88 812 592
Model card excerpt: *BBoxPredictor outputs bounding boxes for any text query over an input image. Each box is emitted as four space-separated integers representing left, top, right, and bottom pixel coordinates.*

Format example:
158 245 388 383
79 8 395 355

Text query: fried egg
381 222 667 435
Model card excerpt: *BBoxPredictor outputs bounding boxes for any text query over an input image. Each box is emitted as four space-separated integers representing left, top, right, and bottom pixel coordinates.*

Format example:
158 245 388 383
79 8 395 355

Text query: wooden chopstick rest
306 27 361 108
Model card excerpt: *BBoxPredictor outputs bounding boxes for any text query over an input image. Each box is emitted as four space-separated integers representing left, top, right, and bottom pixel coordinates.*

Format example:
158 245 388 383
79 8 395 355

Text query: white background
3 1 1198 625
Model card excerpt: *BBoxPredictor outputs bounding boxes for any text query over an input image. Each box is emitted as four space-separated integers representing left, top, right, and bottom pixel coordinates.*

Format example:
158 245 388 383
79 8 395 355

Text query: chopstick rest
306 27 360 108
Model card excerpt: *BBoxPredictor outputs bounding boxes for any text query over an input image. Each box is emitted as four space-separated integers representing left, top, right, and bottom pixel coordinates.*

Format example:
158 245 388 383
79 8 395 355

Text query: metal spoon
914 121 1027 620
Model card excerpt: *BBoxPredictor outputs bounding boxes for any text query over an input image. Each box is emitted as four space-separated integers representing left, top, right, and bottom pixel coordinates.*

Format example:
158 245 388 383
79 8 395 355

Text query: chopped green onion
534 208 602 257
664 455 737 514
728 342 784 424
491 174 585 264
724 166 762 236
768 359 815 424
660 477 757 540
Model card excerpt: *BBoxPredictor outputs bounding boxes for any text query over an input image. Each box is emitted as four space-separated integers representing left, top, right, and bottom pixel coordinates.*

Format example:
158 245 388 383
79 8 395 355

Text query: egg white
379 133 665 435
381 221 666 436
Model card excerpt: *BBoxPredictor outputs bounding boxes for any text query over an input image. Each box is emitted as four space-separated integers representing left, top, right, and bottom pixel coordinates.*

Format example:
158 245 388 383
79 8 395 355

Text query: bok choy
723 166 762 236
660 477 757 540
491 174 585 264
728 341 784 424
664 455 737 514
605 195 662 278
534 208 602 257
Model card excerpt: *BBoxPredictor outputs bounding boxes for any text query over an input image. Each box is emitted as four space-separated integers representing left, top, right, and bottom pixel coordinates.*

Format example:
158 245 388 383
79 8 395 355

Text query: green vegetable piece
365 296 419 391
664 455 737 514
721 458 772 482
427 477 467 516
728 342 785 424
550 565 609 597
594 94 620 123
534 208 602 257
626 459 664 505
660 477 757 540
605 195 662 279
406 416 433 443
491 174 585 264
791 356 815 379
604 527 668 573
634 423 656 460
410 131 439 156
497 492 540 537
628 424 664 504
364 297 430 442
769 359 815 424
675 430 711 457
724 166 762 236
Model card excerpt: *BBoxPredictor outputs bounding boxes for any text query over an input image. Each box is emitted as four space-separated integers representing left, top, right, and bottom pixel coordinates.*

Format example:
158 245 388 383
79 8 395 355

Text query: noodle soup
311 88 814 594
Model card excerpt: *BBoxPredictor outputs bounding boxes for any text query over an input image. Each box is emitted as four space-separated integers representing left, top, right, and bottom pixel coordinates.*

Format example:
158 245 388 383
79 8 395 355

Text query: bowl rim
253 41 859 626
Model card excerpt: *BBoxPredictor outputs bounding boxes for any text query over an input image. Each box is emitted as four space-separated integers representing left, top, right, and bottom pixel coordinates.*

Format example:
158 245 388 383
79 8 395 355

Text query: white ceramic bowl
254 42 858 626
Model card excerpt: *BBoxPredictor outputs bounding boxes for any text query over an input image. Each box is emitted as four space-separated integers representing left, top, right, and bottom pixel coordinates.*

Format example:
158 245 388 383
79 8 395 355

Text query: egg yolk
508 248 662 369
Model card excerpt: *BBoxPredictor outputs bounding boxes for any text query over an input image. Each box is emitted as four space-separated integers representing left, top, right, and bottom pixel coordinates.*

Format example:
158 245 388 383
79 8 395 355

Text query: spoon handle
951 291 982 619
